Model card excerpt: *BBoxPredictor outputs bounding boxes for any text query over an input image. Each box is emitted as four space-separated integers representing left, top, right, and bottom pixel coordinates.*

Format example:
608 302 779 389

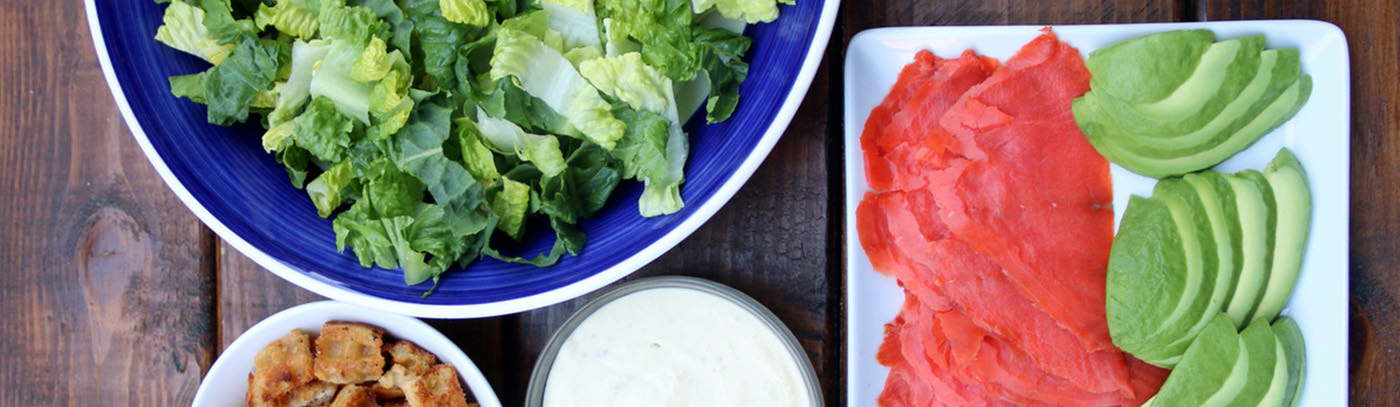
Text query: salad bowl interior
87 0 837 317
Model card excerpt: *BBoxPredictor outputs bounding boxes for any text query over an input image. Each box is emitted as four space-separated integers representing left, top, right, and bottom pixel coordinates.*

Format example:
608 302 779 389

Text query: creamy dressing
542 287 812 407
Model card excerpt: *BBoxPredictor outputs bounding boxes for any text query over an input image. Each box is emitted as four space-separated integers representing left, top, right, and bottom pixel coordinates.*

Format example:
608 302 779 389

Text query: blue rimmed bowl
85 0 838 317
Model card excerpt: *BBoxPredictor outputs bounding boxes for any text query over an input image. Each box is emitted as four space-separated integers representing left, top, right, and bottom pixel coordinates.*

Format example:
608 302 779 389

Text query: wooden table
1 0 1394 405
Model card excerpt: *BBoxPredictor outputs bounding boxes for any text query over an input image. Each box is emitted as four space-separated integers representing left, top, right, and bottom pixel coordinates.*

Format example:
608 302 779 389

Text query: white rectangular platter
845 20 1349 407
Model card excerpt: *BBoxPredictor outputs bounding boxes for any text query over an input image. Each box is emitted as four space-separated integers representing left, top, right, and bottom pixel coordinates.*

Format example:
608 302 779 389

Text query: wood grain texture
844 0 1186 42
0 1 217 406
216 242 323 349
1194 0 1400 404
10 1 1399 406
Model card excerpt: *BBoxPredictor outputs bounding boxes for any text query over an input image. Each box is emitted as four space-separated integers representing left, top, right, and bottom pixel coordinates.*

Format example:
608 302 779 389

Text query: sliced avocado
1133 179 1223 367
1150 314 1244 406
1223 171 1276 328
1184 171 1243 319
1107 196 1193 356
1251 149 1312 324
1258 324 1293 406
1086 29 1216 104
1078 49 1312 178
1086 35 1266 136
1225 318 1281 406
1275 317 1307 406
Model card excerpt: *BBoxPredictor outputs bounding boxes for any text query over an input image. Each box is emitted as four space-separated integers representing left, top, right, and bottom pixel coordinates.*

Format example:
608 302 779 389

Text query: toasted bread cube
402 364 468 407
248 329 317 407
286 380 339 407
374 364 413 399
330 384 380 407
378 399 410 407
314 321 386 384
386 340 438 376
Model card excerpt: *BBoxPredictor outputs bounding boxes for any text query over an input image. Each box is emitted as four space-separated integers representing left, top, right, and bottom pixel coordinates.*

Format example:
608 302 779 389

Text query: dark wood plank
216 243 324 349
1195 0 1400 404
504 51 840 406
0 1 218 405
844 0 1187 42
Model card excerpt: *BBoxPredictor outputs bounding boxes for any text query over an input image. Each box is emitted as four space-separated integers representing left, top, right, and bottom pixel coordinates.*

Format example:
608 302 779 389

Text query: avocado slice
1250 149 1312 324
1132 179 1224 367
1258 323 1293 406
1107 196 1194 358
1225 318 1281 406
1184 171 1243 321
1086 29 1216 104
1077 48 1311 178
1085 35 1266 137
1274 317 1308 407
1223 171 1276 328
1148 313 1246 406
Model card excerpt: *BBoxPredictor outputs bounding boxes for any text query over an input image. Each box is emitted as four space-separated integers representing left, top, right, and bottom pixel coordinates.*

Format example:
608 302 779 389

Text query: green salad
153 0 788 290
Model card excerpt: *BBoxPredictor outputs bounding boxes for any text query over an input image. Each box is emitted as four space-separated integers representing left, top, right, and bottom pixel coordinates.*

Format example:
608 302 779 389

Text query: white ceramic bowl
193 301 501 406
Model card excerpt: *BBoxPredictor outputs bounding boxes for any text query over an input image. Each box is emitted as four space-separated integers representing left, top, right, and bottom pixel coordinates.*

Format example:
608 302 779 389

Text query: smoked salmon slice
857 29 1168 406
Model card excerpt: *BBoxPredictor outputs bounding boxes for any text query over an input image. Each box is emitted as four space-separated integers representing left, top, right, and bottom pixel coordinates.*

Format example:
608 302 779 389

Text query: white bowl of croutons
193 301 501 407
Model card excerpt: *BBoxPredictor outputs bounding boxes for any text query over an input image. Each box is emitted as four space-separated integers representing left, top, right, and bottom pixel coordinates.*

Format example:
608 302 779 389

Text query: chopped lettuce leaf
155 0 236 65
579 52 673 115
203 37 282 125
395 92 492 237
439 0 491 26
490 177 531 238
351 0 414 61
402 0 474 92
333 199 399 269
541 0 602 50
490 27 625 150
597 0 698 81
454 117 502 184
249 81 283 108
350 36 392 83
602 18 640 57
306 159 359 217
169 72 207 104
580 52 687 216
255 0 320 39
262 120 295 153
268 39 333 126
563 46 604 67
291 96 355 162
693 26 751 122
365 158 425 218
475 108 567 177
691 0 790 24
538 143 620 223
309 40 377 123
317 0 390 47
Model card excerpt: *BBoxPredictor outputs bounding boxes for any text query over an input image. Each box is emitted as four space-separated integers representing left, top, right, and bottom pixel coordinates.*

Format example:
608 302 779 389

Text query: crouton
401 364 468 407
248 329 317 407
286 380 339 407
373 364 413 399
329 384 380 407
314 321 386 384
385 340 438 376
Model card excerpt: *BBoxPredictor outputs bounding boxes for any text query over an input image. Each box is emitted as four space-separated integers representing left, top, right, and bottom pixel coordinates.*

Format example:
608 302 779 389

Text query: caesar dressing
541 286 814 407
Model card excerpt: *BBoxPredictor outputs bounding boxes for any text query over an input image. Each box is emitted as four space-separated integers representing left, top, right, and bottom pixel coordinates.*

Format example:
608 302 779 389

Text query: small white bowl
193 301 501 407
